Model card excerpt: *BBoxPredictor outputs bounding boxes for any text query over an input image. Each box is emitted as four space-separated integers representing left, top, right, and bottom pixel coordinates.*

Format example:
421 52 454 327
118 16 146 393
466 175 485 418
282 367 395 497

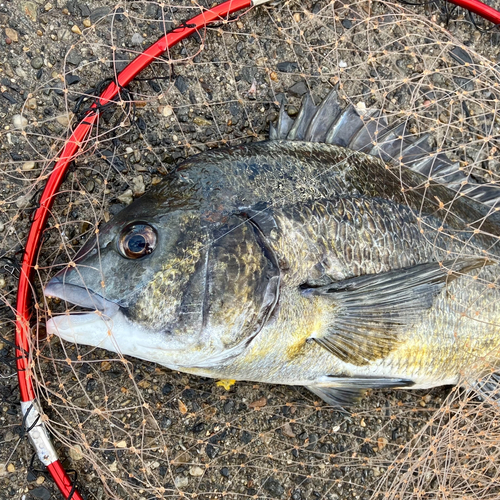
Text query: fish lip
44 278 120 317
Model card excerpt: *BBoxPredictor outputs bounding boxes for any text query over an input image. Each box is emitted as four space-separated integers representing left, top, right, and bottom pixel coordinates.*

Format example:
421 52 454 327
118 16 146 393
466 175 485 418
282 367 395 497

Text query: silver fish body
45 92 500 405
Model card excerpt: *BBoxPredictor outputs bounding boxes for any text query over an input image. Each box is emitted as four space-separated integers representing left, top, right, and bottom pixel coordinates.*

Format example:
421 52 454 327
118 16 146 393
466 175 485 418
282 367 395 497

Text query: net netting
1 0 500 499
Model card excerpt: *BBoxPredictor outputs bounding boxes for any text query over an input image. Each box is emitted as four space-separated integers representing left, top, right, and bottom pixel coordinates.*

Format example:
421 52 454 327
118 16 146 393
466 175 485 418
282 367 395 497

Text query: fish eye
118 223 157 259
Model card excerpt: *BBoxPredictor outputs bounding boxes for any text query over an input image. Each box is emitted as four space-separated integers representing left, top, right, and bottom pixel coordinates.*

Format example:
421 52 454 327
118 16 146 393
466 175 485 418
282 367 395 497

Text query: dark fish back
168 90 500 257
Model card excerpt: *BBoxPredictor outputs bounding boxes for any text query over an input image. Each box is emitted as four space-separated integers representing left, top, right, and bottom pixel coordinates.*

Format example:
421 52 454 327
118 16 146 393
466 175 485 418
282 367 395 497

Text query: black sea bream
45 90 500 405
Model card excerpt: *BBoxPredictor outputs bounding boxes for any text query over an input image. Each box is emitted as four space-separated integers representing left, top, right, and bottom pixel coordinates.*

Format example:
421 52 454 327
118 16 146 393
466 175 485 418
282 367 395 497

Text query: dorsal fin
270 89 500 210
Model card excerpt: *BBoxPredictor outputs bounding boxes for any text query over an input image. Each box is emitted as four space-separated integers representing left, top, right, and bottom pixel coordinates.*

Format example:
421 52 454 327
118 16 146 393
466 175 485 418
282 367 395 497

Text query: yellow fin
216 379 236 390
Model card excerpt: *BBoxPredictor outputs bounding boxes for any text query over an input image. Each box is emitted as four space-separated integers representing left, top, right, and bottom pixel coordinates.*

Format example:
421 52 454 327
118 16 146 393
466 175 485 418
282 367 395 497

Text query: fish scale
44 90 500 406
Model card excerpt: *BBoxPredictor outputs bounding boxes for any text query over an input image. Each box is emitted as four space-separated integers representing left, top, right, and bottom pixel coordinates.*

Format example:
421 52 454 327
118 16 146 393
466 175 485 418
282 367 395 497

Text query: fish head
44 178 280 370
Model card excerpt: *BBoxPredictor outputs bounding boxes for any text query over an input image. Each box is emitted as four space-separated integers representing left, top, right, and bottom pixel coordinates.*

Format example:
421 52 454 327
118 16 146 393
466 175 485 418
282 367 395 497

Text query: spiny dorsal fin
307 376 414 406
301 257 490 366
286 94 317 141
271 89 500 209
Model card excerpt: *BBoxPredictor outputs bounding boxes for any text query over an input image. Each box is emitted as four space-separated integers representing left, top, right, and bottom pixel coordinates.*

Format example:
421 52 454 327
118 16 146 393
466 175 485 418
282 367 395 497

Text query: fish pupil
128 234 146 253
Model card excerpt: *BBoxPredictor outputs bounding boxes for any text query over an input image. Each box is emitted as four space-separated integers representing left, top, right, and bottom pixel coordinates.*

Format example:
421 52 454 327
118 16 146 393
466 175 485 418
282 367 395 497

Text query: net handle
14 1 261 498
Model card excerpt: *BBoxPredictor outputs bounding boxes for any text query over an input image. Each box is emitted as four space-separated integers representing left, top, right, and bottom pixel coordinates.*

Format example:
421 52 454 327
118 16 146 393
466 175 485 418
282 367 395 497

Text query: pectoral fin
307 376 414 406
302 258 489 366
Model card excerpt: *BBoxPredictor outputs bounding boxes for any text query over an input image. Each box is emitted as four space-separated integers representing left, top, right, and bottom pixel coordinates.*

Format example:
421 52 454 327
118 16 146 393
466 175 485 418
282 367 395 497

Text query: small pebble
83 18 91 28
0 277 6 289
22 161 35 171
377 437 388 451
131 33 144 46
263 477 284 497
282 422 296 438
174 476 189 488
16 193 33 208
174 75 188 94
5 28 18 43
339 60 348 68
12 114 28 129
65 74 81 85
66 50 82 66
30 486 51 500
117 189 133 205
115 440 127 448
249 397 267 409
439 112 449 124
193 116 212 127
277 61 299 73
44 2 53 11
132 175 145 196
23 1 38 22
288 80 308 97
68 444 83 461
342 18 353 29
56 113 72 127
7 463 15 473
100 360 111 371
31 57 44 70
171 451 189 465
71 25 82 35
160 105 173 117
15 67 27 78
189 466 204 477
356 101 367 112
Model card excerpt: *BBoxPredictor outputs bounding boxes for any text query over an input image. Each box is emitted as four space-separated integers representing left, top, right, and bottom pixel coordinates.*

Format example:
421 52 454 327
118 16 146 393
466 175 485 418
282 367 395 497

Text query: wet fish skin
44 114 500 405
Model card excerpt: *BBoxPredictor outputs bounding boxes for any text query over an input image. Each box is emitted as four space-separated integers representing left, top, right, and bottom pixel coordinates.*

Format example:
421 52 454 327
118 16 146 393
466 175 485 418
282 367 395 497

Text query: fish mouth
44 277 120 317
43 276 187 369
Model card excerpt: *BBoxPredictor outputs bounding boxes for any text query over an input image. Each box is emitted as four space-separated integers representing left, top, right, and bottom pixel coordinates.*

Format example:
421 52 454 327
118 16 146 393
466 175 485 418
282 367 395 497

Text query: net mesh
1 0 500 499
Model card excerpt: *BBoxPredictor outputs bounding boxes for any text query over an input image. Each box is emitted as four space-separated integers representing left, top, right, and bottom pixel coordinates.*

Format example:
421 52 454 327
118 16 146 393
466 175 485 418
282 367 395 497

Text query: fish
44 89 500 406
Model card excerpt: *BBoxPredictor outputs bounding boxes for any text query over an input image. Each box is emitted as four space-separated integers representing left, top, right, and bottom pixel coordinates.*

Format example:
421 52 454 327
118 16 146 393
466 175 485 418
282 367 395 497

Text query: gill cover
46 195 280 368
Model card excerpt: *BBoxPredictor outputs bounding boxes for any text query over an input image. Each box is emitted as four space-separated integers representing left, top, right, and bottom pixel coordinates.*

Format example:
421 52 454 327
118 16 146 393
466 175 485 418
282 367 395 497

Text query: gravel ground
1 1 500 499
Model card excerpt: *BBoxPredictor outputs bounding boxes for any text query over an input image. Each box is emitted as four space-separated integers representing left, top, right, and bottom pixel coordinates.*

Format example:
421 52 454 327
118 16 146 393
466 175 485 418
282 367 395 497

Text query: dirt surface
1 1 500 500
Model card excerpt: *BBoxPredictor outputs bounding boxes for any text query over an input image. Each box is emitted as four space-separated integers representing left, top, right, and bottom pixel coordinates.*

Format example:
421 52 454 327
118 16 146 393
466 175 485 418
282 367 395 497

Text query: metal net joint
21 400 58 466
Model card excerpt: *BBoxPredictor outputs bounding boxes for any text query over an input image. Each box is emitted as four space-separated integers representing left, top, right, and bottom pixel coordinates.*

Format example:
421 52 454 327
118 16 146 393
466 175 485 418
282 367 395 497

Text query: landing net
1 1 500 499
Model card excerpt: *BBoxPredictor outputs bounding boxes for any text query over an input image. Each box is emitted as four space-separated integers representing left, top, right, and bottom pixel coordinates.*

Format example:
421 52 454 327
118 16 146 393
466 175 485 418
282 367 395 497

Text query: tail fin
270 89 500 209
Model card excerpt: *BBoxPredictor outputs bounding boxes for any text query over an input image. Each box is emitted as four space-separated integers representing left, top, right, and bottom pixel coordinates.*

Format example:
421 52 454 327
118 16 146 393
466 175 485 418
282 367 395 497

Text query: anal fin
470 372 500 403
307 376 414 406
